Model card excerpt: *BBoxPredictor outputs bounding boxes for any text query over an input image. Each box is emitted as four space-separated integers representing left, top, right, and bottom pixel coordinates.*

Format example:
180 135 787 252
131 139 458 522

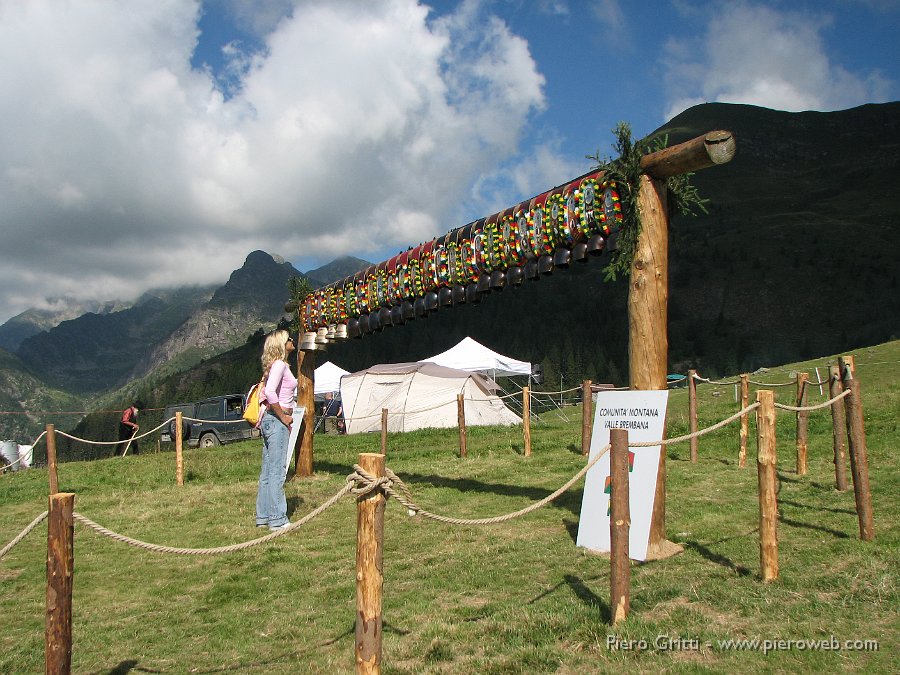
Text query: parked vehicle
160 394 260 448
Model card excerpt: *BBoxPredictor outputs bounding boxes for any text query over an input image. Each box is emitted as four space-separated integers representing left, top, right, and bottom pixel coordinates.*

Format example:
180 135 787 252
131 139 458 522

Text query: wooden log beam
457 394 467 458
581 380 592 456
46 424 59 495
46 492 75 675
828 365 849 491
688 370 699 463
355 453 385 674
522 387 531 457
739 374 750 468
640 130 736 179
609 429 631 625
756 390 779 582
294 339 316 478
175 411 184 487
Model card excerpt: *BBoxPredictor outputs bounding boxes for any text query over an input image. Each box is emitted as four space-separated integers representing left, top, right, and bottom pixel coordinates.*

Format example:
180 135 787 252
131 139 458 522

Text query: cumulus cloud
662 1 895 120
0 0 546 323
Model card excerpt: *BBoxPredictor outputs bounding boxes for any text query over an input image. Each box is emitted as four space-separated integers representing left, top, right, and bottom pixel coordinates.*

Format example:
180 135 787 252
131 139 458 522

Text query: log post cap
640 129 736 179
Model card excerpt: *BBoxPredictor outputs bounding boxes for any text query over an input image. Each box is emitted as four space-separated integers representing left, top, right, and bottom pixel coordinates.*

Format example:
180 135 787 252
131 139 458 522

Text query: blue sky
0 0 897 324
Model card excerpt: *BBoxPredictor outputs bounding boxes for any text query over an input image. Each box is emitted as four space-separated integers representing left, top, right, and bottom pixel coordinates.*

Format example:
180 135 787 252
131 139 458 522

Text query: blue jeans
256 412 289 527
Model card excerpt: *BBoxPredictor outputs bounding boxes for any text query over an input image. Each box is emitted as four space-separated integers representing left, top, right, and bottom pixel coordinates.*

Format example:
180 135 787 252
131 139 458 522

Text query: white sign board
284 407 306 479
576 390 668 561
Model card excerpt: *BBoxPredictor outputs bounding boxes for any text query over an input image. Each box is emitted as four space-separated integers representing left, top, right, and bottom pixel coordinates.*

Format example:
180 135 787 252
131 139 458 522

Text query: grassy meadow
1 341 898 673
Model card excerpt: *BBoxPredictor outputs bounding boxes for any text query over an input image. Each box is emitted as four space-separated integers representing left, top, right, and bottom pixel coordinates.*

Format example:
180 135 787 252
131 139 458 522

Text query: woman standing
256 329 297 530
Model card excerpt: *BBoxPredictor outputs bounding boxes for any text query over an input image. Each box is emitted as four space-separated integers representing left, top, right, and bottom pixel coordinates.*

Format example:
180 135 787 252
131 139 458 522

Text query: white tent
340 362 521 434
419 337 531 378
314 361 350 398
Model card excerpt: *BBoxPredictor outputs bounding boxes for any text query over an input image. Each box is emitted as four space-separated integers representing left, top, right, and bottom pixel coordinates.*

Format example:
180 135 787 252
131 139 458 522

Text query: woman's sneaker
269 521 291 531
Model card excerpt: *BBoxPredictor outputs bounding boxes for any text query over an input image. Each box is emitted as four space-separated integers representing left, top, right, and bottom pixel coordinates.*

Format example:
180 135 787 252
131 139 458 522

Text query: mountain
0 298 132 352
305 256 372 287
0 347 83 442
13 251 305 395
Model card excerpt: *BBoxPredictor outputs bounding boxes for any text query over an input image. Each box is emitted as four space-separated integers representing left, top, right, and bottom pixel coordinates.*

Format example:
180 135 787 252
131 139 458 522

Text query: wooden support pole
380 409 388 456
609 429 630 625
629 173 679 558
795 372 809 476
355 453 385 675
522 386 531 457
457 394 467 458
45 424 59 495
46 492 74 675
839 356 874 541
581 380 592 456
640 130 736 179
828 365 849 491
687 370 699 463
739 374 750 468
175 411 184 487
294 344 316 478
755 390 778 582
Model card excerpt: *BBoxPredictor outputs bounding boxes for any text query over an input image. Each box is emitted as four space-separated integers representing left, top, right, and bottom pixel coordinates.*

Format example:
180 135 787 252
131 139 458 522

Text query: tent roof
419 337 531 378
314 360 350 396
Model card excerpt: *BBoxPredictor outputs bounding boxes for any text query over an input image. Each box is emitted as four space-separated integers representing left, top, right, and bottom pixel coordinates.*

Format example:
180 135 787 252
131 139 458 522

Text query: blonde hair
261 329 290 377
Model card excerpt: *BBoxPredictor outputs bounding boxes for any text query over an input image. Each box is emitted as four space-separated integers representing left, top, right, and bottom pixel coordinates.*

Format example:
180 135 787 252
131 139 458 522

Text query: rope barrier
693 374 742 386
747 378 796 387
774 388 851 412
72 481 353 556
55 419 171 446
631 403 760 448
0 511 48 560
351 445 611 526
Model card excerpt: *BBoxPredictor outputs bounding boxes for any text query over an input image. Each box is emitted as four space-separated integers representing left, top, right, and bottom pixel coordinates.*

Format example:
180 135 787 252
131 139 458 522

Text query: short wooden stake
795 372 809 476
355 453 385 674
755 390 778 582
294 344 316 477
828 365 849 491
739 374 749 468
839 356 874 541
688 370 699 463
522 386 531 457
46 424 59 495
46 492 74 675
380 409 388 456
457 394 467 458
609 429 630 625
175 411 184 487
581 380 592 456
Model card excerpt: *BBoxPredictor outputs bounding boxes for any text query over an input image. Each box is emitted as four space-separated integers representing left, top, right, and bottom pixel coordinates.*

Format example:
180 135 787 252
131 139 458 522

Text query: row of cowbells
294 237 609 351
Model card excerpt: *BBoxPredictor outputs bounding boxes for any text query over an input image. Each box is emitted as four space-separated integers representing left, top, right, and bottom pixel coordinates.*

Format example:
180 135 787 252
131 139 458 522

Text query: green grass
1 342 898 673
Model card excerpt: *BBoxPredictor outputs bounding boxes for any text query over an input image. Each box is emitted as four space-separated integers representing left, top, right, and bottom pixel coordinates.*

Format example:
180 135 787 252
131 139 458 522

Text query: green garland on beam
589 122 709 282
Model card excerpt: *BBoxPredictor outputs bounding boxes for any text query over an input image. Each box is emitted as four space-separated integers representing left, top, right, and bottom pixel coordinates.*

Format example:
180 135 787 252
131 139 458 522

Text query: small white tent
314 361 350 399
340 362 521 434
420 337 531 378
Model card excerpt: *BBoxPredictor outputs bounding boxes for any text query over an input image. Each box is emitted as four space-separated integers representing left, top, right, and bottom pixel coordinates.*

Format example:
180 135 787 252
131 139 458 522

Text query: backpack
242 378 266 427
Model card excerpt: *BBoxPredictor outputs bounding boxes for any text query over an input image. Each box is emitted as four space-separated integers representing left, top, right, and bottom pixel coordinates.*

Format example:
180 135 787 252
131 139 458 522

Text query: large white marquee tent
314 361 350 398
340 362 521 434
419 337 531 378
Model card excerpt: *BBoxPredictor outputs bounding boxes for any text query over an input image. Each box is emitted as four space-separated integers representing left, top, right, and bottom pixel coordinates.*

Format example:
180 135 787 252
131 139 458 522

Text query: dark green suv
160 394 260 448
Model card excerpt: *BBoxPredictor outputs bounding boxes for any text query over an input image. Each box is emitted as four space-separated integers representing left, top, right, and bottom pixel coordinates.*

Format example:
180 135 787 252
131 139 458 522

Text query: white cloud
662 2 895 120
0 0 546 323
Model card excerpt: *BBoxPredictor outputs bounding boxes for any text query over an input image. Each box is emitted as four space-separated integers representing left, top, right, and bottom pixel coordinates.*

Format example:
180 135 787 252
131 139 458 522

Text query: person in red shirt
118 400 144 456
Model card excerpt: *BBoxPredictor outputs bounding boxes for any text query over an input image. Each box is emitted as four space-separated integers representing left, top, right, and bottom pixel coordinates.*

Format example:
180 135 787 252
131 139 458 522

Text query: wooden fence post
457 394 467 458
828 365 849 491
581 380 592 456
795 372 809 475
356 453 385 674
756 390 778 582
609 428 630 625
46 424 59 495
522 386 531 457
739 374 749 468
839 356 874 541
687 370 699 463
175 411 184 487
295 345 316 478
380 409 388 456
46 491 74 675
